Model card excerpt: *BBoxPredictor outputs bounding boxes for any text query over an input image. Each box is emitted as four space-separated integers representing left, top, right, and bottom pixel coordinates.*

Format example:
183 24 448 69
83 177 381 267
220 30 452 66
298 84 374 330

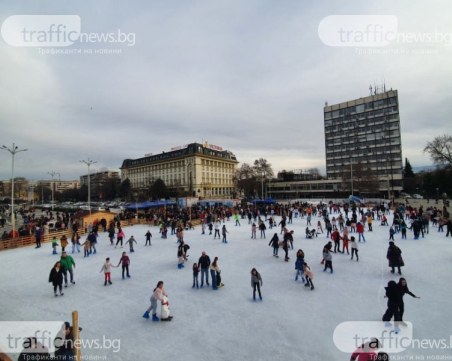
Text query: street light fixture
47 170 60 211
1 143 28 238
80 158 97 216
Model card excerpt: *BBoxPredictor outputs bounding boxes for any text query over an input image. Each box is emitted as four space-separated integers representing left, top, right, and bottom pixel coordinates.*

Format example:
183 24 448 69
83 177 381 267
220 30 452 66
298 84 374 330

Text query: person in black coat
398 278 420 322
268 233 280 257
386 242 404 275
382 280 402 325
49 261 64 297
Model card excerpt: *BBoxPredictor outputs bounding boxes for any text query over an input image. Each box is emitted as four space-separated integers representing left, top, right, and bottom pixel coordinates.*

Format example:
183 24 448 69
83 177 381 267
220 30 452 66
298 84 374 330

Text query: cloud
1 0 452 181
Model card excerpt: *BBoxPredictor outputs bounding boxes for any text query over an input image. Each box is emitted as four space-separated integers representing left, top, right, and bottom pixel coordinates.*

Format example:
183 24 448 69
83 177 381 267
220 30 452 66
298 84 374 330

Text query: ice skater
60 251 76 287
100 257 117 286
145 230 152 246
303 262 314 290
117 252 131 279
198 251 211 287
269 233 279 257
143 281 171 321
221 225 228 243
192 263 199 288
322 242 333 273
49 261 64 297
250 268 263 301
125 236 137 253
398 278 420 323
350 236 359 261
387 241 404 275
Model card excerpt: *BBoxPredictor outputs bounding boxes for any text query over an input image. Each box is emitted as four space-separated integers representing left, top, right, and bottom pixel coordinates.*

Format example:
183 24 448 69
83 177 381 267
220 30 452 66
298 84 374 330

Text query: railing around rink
0 218 202 251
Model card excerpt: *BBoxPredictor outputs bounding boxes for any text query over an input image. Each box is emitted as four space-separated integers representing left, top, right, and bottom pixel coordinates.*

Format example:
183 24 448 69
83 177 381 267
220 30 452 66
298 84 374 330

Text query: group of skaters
47 217 159 294
382 277 420 333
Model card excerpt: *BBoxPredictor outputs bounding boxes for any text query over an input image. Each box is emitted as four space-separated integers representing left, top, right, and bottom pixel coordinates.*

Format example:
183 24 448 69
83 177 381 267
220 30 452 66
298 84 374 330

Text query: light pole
350 161 354 196
47 170 59 211
1 143 28 238
80 158 97 216
436 187 439 204
261 171 264 200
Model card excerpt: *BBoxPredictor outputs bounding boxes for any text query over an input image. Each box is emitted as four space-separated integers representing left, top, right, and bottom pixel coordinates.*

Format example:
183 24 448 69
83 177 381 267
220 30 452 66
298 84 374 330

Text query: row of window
325 106 399 125
324 96 398 120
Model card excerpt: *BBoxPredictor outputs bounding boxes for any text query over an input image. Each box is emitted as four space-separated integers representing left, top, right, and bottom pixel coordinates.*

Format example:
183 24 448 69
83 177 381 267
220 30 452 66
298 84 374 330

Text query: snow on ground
0 208 451 361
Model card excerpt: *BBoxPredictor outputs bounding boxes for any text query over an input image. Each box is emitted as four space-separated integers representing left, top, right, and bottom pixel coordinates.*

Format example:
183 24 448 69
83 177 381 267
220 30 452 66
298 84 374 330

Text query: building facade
80 171 120 199
120 142 238 198
324 89 403 197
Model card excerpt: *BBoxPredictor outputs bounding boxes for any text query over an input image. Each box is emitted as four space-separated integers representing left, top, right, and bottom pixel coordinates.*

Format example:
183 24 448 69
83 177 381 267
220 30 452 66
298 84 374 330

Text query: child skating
192 263 199 288
250 268 263 301
117 252 131 279
100 257 117 286
145 230 152 246
143 281 172 321
125 236 137 253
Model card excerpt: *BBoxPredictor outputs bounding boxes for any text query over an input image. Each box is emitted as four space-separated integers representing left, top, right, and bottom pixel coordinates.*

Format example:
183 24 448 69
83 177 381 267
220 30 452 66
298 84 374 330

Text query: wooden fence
0 218 202 252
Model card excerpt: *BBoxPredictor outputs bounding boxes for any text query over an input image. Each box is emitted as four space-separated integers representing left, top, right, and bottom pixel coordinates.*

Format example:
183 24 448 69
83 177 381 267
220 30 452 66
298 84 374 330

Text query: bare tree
423 134 452 168
253 158 274 180
234 163 256 197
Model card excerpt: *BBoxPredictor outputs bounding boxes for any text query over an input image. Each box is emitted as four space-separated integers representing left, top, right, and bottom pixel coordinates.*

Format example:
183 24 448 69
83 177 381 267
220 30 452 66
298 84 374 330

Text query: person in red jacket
350 338 380 360
356 222 366 242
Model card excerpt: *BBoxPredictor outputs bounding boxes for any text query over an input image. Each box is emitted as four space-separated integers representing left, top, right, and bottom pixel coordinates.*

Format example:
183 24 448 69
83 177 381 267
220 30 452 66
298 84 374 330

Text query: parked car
400 192 412 198
412 194 423 199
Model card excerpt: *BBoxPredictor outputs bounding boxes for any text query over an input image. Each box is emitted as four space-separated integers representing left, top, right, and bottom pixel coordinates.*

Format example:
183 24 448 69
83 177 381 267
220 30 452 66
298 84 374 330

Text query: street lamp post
261 171 264 200
436 187 439 204
350 161 354 196
1 143 28 238
47 170 59 211
80 158 97 216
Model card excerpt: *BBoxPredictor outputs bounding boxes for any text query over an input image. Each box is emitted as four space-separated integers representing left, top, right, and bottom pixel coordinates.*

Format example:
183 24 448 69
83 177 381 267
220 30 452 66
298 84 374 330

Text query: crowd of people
6 199 445 360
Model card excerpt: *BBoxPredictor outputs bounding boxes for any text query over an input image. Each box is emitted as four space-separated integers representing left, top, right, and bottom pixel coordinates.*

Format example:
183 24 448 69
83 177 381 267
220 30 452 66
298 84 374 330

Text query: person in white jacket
100 258 117 286
350 236 359 261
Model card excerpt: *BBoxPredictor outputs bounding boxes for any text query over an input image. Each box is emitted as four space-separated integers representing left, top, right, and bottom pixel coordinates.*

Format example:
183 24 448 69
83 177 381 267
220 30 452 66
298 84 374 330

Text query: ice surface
0 208 450 361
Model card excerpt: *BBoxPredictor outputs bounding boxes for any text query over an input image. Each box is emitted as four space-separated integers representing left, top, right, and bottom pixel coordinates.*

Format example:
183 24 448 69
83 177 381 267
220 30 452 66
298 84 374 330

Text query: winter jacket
60 236 68 248
49 267 63 285
198 255 211 269
60 255 75 270
387 245 404 267
118 255 130 266
100 262 113 273
295 256 304 270
151 287 167 302
268 234 279 248
251 272 262 286
356 223 364 234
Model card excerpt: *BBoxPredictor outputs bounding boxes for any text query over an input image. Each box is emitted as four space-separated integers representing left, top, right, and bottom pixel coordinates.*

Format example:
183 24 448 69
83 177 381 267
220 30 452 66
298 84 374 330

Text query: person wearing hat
60 251 76 287
386 241 404 275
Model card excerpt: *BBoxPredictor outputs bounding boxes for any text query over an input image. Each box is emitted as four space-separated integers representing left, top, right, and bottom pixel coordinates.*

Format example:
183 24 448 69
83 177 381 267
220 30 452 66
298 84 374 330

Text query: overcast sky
1 0 451 181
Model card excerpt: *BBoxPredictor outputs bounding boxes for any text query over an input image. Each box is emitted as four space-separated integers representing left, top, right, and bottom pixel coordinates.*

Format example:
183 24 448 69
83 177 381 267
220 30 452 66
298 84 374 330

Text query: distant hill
412 165 437 173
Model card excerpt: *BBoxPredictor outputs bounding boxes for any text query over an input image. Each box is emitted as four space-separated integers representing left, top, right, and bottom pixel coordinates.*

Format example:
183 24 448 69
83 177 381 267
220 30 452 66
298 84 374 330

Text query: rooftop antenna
369 85 373 96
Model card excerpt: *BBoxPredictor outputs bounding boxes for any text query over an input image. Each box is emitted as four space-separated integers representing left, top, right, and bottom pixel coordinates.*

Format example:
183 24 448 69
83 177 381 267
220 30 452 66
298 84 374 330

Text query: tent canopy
126 200 176 210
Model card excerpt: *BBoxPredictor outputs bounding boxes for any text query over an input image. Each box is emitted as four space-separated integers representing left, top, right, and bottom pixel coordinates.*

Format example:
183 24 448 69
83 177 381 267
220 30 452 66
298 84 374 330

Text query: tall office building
120 142 238 198
323 89 403 196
